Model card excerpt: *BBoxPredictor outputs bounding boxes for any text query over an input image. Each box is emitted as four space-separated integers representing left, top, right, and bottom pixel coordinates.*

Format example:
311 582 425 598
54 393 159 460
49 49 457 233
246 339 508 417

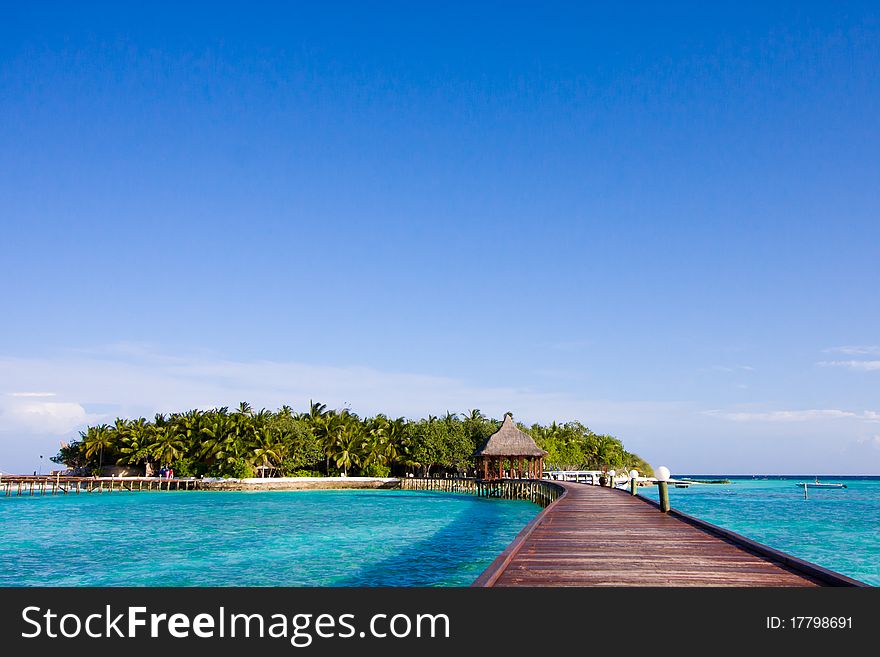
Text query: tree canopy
53 403 653 478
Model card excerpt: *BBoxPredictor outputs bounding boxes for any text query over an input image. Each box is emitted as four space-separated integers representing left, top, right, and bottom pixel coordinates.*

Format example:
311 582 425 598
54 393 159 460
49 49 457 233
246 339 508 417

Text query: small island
51 402 652 481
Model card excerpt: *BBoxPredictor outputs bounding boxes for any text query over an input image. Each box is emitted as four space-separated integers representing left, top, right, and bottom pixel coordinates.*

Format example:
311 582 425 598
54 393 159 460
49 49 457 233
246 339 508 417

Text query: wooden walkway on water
0 475 200 496
474 481 865 587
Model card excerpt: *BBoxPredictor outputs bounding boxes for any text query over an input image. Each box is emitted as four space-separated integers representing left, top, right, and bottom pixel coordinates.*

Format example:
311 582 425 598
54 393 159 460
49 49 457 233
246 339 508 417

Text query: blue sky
1 2 879 474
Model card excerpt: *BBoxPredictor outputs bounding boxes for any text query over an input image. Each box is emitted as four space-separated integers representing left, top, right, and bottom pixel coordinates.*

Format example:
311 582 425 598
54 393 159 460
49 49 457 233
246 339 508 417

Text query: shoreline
197 476 401 491
0 475 404 495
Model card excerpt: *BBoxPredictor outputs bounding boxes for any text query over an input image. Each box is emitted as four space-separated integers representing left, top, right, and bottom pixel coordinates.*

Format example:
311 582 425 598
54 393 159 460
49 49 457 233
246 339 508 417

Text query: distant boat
795 478 847 489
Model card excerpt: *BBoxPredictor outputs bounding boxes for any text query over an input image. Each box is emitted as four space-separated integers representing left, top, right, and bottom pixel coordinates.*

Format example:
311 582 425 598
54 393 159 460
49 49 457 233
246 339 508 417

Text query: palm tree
200 412 236 467
83 424 113 472
152 430 186 468
171 411 199 445
332 424 363 476
248 425 281 476
593 434 624 471
381 417 409 466
362 418 389 469
116 417 154 471
308 400 328 419
267 426 295 474
227 407 256 463
313 412 343 474
103 417 131 469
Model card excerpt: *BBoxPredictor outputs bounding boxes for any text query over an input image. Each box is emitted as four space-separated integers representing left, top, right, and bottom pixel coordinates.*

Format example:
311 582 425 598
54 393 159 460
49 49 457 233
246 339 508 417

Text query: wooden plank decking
475 482 862 587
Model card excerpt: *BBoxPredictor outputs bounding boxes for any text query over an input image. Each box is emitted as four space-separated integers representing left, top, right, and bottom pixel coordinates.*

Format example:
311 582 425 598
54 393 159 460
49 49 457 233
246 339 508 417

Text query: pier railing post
658 481 670 512
655 466 671 513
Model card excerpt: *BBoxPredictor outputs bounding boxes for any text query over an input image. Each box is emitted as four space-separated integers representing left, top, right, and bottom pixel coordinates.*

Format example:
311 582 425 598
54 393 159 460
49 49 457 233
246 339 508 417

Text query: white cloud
701 408 878 423
10 392 57 398
0 400 95 434
818 360 880 371
857 435 880 450
709 365 754 373
0 349 687 432
825 345 880 355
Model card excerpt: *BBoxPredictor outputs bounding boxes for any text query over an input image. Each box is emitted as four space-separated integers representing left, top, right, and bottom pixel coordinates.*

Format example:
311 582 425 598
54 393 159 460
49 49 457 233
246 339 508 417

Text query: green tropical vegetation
52 402 653 478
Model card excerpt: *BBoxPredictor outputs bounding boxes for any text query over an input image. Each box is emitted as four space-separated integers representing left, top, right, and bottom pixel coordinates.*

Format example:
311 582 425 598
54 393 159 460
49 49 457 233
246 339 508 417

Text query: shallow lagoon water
639 476 880 585
0 489 539 587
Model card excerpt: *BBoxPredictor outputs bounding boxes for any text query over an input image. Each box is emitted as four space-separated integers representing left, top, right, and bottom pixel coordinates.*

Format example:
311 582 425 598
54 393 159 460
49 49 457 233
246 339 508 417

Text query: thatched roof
474 414 548 457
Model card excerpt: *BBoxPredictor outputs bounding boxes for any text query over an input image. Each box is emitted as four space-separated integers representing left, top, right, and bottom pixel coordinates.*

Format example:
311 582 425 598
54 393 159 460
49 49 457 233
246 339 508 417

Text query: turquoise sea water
639 476 880 586
0 489 539 587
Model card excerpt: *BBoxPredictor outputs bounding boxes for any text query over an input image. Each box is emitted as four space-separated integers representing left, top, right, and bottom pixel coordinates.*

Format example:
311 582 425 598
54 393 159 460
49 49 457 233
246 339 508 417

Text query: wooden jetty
398 476 562 507
473 481 865 587
0 474 201 496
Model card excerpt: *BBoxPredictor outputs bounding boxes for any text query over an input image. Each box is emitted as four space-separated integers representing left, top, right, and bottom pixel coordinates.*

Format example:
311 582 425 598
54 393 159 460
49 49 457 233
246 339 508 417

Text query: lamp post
608 470 616 488
629 469 639 495
655 466 671 512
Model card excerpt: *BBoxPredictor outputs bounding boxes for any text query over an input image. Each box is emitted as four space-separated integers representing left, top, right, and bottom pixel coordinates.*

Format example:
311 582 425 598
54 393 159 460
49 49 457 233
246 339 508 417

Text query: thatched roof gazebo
474 414 547 480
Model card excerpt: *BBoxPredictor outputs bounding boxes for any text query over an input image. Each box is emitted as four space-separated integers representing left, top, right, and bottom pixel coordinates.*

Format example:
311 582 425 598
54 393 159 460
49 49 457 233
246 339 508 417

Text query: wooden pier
0 474 201 496
473 481 865 587
399 476 562 507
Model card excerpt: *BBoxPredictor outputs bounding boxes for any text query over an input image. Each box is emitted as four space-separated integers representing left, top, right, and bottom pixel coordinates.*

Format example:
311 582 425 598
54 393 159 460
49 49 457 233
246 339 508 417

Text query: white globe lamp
628 469 639 495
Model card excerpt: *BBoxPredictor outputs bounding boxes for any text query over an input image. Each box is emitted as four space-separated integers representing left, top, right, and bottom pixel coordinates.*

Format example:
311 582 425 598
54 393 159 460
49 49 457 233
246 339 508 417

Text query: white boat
795 478 847 489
